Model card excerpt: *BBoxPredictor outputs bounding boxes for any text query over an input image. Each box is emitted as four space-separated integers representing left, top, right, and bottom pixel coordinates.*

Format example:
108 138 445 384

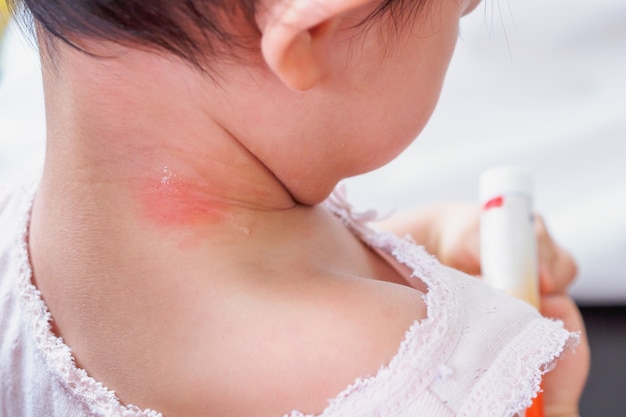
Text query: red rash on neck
139 167 231 227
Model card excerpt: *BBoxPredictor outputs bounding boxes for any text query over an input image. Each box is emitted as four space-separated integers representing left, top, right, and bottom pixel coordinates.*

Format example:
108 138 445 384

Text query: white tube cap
479 165 533 204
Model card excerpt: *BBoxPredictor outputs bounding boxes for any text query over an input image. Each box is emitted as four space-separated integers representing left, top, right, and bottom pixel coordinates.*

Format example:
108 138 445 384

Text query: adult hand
379 203 578 295
435 207 589 417
540 294 590 417
379 203 589 416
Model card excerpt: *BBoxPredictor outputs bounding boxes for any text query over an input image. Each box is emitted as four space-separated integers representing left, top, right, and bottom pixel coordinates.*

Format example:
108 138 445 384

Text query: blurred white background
346 0 626 304
0 17 45 180
1 0 625 304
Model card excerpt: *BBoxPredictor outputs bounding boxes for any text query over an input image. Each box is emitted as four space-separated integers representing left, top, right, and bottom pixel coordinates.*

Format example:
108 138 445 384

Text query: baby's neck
42 43 298 213
28 39 324 372
23 38 418 417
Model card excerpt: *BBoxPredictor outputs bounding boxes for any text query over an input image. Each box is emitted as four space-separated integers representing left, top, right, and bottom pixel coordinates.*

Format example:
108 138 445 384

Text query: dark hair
9 0 429 70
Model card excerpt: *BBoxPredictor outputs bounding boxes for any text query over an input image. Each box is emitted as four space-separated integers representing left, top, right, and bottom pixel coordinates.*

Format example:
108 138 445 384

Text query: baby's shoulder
170 277 428 417
267 278 429 415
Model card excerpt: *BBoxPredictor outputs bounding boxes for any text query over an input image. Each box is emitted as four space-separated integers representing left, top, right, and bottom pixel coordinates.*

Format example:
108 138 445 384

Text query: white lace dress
0 181 578 417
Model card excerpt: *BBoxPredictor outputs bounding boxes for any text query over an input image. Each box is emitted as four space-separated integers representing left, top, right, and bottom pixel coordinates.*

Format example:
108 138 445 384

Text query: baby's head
12 0 479 204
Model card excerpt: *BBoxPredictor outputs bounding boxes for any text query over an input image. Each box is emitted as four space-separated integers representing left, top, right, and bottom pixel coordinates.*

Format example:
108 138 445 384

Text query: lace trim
322 185 382 239
283 190 462 417
460 318 580 417
321 187 580 417
10 182 578 417
13 182 162 417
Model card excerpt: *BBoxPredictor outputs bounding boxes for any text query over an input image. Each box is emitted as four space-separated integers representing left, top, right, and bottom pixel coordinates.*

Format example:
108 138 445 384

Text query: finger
439 205 481 276
535 215 578 294
540 295 590 416
539 246 578 295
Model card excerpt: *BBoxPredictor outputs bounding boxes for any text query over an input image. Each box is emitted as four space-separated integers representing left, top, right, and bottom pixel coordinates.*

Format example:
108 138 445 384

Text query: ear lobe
259 0 369 91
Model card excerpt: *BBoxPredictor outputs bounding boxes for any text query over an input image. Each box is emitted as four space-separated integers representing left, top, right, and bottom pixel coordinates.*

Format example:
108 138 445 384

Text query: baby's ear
258 0 368 91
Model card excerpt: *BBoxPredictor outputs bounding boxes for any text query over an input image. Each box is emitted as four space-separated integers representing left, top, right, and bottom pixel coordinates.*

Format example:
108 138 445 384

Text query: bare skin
30 63 424 417
27 0 587 415
29 14 433 417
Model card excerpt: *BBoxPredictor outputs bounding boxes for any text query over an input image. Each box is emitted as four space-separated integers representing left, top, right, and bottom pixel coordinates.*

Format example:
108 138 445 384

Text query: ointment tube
479 166 543 417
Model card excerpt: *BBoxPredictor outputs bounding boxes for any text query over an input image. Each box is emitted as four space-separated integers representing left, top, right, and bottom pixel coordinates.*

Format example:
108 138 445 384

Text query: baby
0 0 588 416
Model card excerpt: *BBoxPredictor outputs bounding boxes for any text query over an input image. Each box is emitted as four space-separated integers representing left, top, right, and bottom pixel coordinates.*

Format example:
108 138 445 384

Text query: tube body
480 166 539 308
480 166 543 417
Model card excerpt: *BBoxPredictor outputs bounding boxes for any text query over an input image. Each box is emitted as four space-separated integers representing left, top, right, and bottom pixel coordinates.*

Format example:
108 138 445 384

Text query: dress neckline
14 184 459 417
